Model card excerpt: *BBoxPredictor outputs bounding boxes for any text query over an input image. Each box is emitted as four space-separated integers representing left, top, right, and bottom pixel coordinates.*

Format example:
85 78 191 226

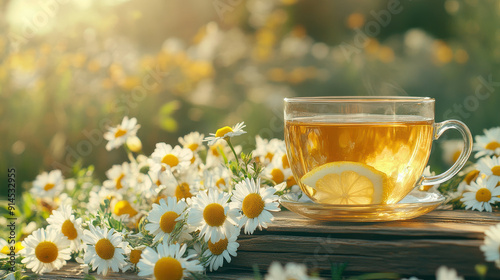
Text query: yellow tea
285 115 434 204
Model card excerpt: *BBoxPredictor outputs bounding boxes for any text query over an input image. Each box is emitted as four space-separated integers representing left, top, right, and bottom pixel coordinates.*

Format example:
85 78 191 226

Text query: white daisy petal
20 228 71 274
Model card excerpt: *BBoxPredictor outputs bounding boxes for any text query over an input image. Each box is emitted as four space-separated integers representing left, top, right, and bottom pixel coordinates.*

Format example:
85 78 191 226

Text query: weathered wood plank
222 210 500 279
262 210 500 239
231 235 493 278
39 209 500 279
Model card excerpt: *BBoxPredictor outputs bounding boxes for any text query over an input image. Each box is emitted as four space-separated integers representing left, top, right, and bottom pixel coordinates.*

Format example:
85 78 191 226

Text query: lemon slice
301 161 388 205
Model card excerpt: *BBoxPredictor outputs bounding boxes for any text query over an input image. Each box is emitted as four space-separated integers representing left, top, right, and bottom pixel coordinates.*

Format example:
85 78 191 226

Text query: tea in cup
284 97 472 205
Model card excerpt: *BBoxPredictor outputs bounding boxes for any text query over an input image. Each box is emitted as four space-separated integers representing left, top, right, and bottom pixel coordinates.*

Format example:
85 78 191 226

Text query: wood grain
38 209 500 279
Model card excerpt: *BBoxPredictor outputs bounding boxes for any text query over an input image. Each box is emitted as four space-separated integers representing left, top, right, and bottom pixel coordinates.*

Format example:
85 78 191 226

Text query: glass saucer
279 191 445 222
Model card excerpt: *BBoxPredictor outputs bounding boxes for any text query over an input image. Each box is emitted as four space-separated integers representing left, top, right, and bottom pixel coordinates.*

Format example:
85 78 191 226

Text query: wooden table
40 209 500 279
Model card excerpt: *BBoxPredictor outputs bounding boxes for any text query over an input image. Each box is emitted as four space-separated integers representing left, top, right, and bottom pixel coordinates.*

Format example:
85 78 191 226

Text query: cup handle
420 120 473 186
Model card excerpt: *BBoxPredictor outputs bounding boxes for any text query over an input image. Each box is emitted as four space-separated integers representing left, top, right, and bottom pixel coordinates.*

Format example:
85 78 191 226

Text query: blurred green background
1 0 500 196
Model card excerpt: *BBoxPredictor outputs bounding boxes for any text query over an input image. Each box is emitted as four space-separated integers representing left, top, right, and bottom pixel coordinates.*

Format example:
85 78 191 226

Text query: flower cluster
437 127 500 212
9 116 305 279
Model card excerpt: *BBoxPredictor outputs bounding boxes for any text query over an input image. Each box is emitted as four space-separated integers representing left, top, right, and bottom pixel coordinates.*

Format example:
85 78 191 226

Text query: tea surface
285 115 434 204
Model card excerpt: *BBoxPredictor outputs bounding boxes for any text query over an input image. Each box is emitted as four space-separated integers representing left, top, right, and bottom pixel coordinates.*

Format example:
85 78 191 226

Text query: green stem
226 138 240 165
124 144 137 163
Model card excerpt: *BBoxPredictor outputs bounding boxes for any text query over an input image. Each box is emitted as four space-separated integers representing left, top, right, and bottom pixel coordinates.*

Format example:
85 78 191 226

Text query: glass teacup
284 96 472 205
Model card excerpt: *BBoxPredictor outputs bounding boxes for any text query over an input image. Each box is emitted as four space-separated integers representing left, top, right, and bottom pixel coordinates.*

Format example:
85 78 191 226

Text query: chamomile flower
187 189 239 243
436 266 464 280
461 166 481 185
441 140 464 166
206 140 241 167
263 152 296 189
151 143 193 172
231 178 280 234
0 238 23 258
203 226 240 271
104 116 141 151
203 166 233 193
461 177 500 212
265 262 314 280
480 223 500 268
20 228 71 274
47 204 83 252
83 224 130 276
31 170 64 198
203 225 240 271
204 122 246 145
419 166 440 192
137 242 204 279
473 127 500 158
103 162 134 191
164 172 202 201
112 199 139 218
87 187 123 215
253 136 286 165
145 197 189 243
0 238 9 258
477 156 500 182
128 246 145 266
179 131 205 152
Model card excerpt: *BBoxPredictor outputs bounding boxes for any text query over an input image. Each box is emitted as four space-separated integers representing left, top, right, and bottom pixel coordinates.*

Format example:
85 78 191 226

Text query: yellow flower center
215 126 233 138
44 183 55 191
464 170 480 185
113 200 138 217
115 173 125 190
286 176 297 188
203 203 226 227
208 238 228 255
175 183 193 200
160 211 179 233
215 178 226 189
476 188 492 202
15 242 23 253
271 168 285 184
162 154 179 168
210 144 223 157
61 220 78 240
156 179 162 187
154 257 183 280
35 241 58 263
242 193 265 219
485 141 500 151
95 238 115 260
114 128 127 138
265 152 274 162
452 150 461 163
282 154 290 169
130 249 142 264
155 195 167 204
187 143 199 151
1 245 10 255
491 166 500 176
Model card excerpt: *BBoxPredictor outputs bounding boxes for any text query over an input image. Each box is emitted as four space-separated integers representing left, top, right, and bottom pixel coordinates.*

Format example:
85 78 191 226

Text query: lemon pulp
301 161 389 205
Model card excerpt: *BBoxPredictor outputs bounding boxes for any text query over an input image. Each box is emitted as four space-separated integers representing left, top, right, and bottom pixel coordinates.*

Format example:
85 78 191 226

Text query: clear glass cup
284 96 472 205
